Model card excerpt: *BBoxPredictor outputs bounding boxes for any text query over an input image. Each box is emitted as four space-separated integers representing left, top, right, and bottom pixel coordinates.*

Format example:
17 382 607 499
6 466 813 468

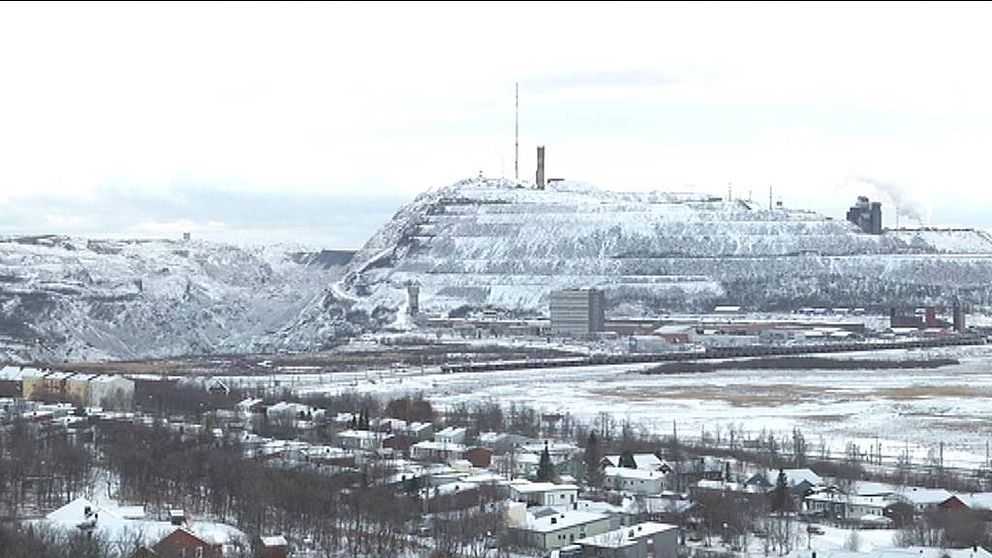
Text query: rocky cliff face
0 235 351 362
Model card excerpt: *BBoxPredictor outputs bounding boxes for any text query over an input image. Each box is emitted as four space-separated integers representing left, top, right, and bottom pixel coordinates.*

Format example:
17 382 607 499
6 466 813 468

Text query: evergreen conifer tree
537 442 555 482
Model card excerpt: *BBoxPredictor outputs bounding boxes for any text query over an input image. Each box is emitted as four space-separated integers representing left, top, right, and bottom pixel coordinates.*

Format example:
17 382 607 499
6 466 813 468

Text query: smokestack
407 285 420 317
536 146 545 189
954 300 966 333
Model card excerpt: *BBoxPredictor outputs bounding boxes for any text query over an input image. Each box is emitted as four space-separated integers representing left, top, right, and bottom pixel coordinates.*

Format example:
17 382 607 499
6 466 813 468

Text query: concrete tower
536 145 545 189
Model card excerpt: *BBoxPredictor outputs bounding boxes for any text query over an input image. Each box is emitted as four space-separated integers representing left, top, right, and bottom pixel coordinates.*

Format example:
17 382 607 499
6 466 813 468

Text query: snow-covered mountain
287 177 992 332
0 235 352 362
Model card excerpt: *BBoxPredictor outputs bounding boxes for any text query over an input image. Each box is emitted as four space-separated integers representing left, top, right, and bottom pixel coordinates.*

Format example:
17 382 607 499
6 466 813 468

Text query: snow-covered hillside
293 177 992 330
0 236 352 362
7 177 992 362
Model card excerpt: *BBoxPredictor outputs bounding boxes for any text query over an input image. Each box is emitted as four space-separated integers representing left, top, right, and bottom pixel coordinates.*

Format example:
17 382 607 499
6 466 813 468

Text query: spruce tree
619 449 637 469
584 431 603 488
537 442 555 482
773 468 790 514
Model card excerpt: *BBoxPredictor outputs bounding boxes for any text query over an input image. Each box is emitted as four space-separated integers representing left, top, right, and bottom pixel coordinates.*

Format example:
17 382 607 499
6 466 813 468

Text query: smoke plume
845 176 927 225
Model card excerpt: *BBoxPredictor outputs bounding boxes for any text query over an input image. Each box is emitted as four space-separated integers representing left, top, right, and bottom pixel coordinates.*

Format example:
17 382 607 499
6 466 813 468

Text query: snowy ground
213 343 992 470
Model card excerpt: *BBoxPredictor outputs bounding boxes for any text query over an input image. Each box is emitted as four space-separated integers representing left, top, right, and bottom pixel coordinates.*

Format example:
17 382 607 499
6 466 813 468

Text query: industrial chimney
953 300 966 332
536 146 545 190
407 284 420 317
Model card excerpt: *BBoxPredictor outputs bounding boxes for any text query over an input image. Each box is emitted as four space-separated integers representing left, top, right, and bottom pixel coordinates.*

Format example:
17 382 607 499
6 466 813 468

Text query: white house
602 454 667 472
510 481 580 510
336 429 387 451
435 426 467 445
604 467 667 495
898 487 954 512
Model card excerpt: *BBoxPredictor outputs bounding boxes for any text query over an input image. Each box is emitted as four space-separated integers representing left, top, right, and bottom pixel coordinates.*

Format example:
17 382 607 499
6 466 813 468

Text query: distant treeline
641 356 960 375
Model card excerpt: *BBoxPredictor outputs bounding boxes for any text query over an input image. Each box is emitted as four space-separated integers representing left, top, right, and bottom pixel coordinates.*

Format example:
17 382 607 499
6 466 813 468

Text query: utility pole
514 82 519 181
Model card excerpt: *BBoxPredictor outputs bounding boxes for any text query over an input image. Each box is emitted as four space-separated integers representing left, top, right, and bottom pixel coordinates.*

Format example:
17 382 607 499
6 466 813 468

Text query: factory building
847 196 883 234
550 289 605 336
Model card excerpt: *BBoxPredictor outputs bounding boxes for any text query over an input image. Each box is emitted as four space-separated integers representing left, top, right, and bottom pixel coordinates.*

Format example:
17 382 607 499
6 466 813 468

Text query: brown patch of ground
874 385 992 400
589 384 852 407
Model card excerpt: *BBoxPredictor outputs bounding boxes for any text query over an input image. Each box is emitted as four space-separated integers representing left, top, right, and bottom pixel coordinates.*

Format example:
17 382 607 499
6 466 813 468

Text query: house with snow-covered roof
434 426 467 445
509 510 614 551
576 521 679 558
410 440 466 463
604 467 668 495
336 429 389 451
43 496 246 556
510 480 580 510
601 453 669 472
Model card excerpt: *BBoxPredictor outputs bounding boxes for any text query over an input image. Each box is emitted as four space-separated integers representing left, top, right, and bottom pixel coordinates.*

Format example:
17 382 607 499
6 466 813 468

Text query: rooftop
577 522 678 548
521 511 609 533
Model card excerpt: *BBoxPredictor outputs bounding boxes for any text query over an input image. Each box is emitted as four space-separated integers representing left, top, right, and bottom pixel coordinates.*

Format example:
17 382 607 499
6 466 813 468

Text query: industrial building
550 289 605 336
847 196 883 234
889 304 967 332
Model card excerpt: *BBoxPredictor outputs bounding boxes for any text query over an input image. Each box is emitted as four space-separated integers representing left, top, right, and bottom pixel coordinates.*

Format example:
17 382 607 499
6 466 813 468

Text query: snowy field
217 343 992 470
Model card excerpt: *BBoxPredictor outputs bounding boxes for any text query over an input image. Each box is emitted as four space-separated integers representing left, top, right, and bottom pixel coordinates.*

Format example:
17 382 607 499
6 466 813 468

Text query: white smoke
844 175 928 226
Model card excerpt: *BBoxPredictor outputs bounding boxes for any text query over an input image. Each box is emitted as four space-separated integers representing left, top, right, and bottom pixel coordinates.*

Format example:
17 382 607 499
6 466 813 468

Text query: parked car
807 525 825 535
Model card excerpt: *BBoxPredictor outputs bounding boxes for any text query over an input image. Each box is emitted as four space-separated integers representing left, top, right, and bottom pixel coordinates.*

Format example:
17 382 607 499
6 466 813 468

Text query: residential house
138 528 220 558
382 434 415 457
898 487 955 514
691 480 767 508
259 535 289 558
601 454 668 472
576 522 679 558
604 467 667 495
804 487 906 527
403 421 434 441
336 429 388 452
942 493 992 515
803 486 848 520
43 497 244 556
410 440 466 463
435 426 467 445
465 446 493 468
510 481 580 510
510 511 614 551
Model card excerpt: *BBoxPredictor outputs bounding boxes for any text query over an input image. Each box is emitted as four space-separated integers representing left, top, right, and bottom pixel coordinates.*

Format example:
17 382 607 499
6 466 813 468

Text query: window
195 548 203 558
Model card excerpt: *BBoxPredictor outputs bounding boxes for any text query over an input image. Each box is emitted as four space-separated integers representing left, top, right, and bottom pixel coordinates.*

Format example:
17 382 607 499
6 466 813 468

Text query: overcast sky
2 2 991 248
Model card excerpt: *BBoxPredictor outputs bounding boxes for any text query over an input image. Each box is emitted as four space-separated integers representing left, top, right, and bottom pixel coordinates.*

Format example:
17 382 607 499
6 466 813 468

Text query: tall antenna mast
768 185 773 210
514 82 519 181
